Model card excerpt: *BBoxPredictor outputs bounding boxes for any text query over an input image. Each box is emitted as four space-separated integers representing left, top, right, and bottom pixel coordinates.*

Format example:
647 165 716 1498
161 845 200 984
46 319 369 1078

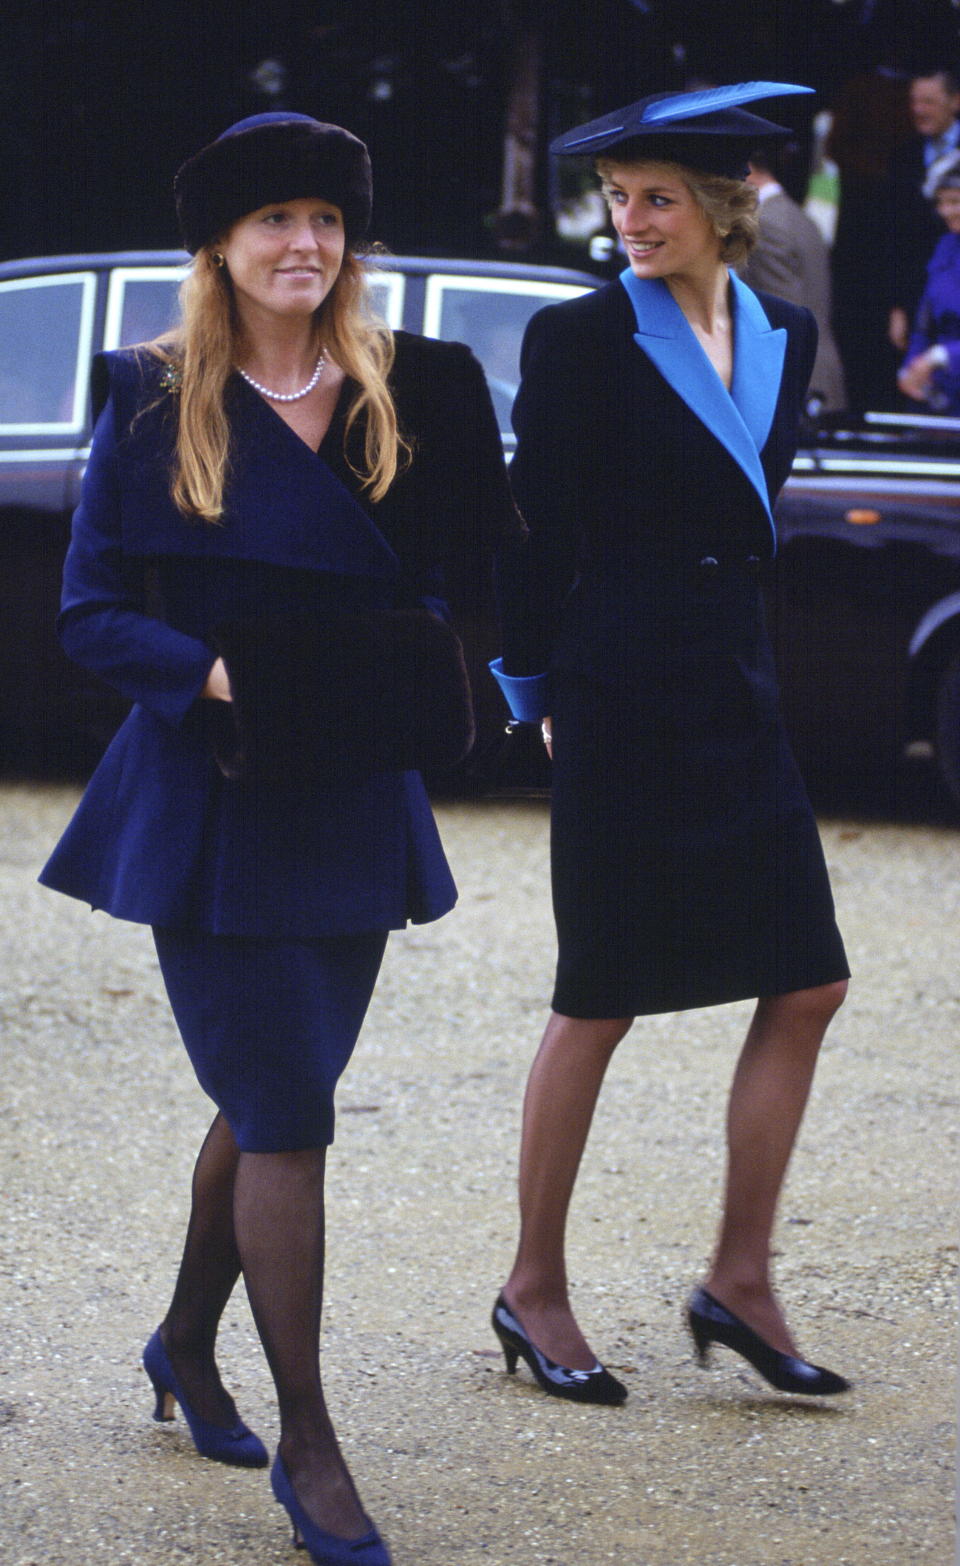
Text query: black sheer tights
160 1113 243 1427
161 1112 368 1540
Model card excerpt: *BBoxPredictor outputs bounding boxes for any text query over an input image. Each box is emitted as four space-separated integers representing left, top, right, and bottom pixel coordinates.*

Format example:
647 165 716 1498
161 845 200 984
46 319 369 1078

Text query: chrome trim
909 591 960 657
816 456 960 477
863 410 960 432
784 473 960 499
0 447 88 462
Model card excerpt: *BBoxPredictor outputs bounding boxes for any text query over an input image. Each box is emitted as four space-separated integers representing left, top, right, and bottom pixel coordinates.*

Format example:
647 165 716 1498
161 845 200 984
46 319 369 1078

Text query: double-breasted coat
495 270 849 1017
41 334 513 939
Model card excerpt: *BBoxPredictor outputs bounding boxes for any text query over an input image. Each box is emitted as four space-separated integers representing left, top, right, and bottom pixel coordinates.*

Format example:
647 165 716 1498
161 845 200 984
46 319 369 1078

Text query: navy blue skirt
153 928 388 1152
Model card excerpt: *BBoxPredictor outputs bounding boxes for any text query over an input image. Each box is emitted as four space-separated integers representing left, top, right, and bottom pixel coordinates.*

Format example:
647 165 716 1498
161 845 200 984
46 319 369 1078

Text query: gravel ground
0 782 956 1566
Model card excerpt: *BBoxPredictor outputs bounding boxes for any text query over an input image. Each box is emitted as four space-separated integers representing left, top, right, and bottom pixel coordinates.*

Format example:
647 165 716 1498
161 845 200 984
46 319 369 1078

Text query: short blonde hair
597 156 759 266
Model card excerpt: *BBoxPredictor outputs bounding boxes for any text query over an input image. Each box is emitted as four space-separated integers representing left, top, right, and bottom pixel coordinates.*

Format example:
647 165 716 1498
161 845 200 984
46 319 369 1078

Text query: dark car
768 410 960 807
4 249 960 807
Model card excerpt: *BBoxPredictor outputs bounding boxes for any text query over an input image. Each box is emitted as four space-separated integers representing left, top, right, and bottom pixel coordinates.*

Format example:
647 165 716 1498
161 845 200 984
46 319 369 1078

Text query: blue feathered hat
551 82 814 178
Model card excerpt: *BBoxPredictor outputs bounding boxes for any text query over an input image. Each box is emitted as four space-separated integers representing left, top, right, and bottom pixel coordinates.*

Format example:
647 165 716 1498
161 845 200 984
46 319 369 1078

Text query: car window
363 269 404 328
0 273 97 434
104 267 189 349
422 275 593 435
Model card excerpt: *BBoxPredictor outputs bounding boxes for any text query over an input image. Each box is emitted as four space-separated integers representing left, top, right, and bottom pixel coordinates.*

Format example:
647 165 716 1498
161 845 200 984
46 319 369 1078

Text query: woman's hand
541 716 553 759
888 307 911 352
898 349 938 402
202 656 233 702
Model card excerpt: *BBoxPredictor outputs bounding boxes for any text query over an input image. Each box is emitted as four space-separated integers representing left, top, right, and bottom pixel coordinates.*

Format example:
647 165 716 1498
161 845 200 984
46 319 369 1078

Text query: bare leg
705 980 848 1353
160 1112 243 1426
234 1146 367 1541
503 1011 633 1369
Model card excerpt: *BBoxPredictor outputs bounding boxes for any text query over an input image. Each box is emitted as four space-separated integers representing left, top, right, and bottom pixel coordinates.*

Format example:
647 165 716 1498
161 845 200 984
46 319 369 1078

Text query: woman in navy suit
41 114 511 1566
491 86 851 1404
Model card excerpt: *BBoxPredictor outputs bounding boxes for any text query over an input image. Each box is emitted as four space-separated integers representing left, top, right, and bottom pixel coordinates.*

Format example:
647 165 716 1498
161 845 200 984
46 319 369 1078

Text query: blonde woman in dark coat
491 85 851 1407
42 113 512 1566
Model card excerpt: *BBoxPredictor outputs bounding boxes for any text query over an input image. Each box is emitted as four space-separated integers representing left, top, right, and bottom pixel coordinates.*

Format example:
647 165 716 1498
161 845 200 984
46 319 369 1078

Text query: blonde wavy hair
598 156 759 267
150 246 406 522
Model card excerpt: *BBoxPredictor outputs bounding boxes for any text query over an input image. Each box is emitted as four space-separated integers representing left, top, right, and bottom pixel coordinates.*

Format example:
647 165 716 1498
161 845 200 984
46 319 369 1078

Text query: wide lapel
728 271 786 457
620 267 784 544
229 377 400 580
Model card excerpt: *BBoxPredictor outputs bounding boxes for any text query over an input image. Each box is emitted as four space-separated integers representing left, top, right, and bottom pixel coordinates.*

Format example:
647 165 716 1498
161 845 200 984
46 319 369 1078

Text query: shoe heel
688 1312 712 1367
146 1369 176 1421
491 1313 519 1374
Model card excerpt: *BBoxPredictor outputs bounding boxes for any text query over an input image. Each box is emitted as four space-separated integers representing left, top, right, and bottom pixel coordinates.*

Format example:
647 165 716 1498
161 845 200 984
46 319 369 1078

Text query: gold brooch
159 363 183 394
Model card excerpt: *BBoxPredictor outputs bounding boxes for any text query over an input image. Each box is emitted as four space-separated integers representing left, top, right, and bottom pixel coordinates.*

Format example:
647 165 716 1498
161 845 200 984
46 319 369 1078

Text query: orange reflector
844 508 881 524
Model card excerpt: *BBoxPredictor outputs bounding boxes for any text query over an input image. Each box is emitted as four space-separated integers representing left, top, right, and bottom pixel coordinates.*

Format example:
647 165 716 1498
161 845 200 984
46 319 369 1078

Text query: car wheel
935 652 960 809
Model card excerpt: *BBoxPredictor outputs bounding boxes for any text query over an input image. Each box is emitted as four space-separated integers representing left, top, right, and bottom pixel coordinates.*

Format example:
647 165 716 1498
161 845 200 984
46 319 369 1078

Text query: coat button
698 555 719 571
743 553 760 575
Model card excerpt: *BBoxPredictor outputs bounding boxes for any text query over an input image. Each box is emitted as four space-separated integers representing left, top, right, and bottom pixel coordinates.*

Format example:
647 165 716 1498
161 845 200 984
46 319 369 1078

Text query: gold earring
212 251 225 268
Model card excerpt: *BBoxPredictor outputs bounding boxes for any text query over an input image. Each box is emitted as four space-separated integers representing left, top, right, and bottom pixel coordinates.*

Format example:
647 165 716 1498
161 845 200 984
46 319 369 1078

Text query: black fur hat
174 112 372 253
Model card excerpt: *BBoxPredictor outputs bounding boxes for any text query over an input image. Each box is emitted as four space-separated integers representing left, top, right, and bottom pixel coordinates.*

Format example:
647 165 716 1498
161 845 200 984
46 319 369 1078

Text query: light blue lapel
619 267 786 544
728 271 787 455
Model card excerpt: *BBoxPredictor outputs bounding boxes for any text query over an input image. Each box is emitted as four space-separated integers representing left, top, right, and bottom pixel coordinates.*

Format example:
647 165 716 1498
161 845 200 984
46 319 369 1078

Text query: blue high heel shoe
142 1328 269 1467
270 1453 392 1566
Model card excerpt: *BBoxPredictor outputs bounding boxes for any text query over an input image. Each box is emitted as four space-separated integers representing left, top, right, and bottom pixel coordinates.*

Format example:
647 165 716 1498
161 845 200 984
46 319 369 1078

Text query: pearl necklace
237 352 326 402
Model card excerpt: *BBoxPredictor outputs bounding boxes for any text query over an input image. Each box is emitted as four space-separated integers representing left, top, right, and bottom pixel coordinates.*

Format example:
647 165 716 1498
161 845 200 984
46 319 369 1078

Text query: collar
923 119 960 164
226 377 400 579
619 267 786 543
755 179 784 203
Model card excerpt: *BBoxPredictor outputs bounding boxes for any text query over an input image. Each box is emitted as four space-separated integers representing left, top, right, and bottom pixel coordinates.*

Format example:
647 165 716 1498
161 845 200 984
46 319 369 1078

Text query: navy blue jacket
41 334 512 935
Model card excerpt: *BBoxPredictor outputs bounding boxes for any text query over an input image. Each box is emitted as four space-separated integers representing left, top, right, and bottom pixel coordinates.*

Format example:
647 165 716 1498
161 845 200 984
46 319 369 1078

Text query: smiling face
601 161 723 285
218 197 345 326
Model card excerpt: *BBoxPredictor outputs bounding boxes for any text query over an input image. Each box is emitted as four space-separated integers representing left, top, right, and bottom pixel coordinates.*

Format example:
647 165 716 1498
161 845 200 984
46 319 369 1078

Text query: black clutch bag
208 608 475 782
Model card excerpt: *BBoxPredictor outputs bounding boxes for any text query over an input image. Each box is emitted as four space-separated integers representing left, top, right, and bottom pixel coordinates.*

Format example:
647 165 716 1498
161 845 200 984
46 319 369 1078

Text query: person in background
490 83 850 1409
39 112 512 1566
898 163 960 412
826 48 914 411
885 69 960 353
743 152 847 411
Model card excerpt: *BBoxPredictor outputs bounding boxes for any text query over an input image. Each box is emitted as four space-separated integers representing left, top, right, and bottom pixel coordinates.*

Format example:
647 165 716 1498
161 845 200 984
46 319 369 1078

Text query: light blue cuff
489 657 552 723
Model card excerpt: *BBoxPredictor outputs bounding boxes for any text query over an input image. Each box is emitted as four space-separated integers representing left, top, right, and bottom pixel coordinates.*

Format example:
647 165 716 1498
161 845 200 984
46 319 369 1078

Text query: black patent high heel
491 1293 627 1405
687 1287 850 1396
